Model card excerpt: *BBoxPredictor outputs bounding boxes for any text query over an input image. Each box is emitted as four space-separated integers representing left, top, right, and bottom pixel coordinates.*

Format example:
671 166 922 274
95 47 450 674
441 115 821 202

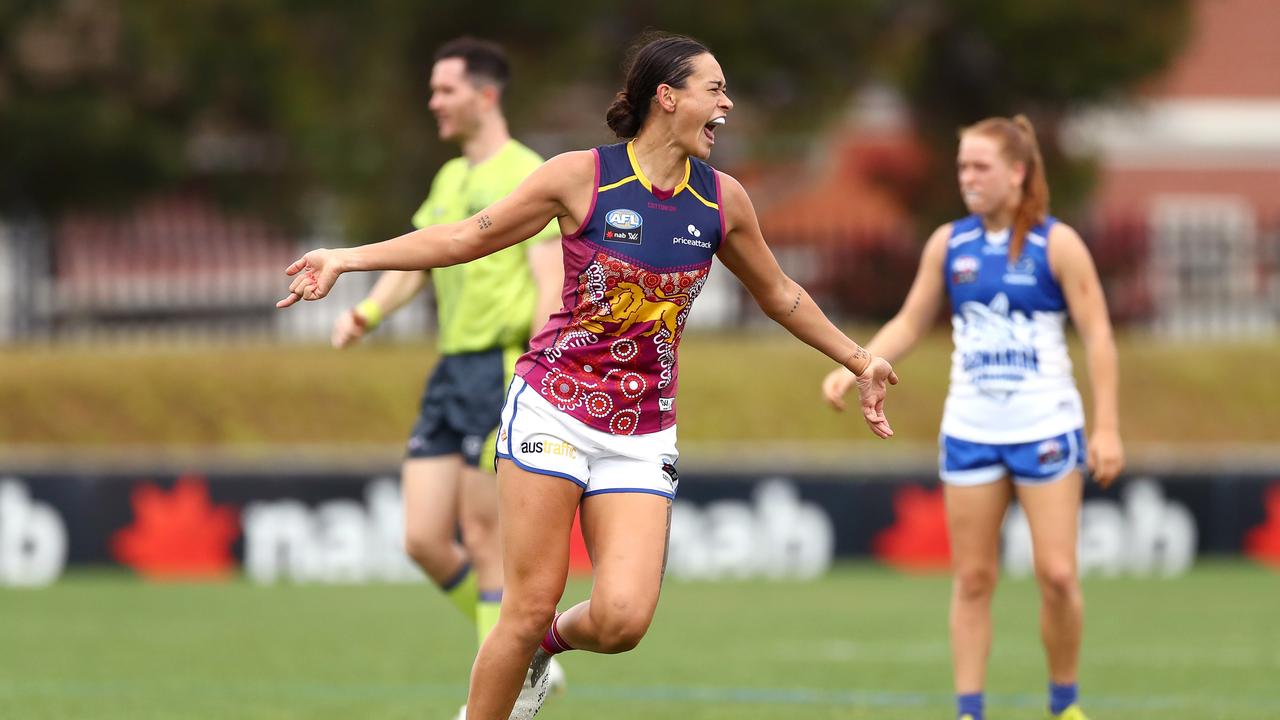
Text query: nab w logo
604 208 643 245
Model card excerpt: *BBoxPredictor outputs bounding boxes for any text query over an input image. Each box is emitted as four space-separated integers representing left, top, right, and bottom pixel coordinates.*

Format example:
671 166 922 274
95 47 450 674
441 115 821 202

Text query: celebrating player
282 33 898 720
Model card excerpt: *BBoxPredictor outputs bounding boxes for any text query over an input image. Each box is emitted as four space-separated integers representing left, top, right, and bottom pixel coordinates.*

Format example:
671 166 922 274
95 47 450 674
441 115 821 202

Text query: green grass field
3 563 1278 719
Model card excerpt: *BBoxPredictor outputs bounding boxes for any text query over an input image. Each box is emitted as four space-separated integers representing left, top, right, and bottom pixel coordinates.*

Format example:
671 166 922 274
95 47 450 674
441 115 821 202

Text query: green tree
882 0 1191 228
0 0 1191 243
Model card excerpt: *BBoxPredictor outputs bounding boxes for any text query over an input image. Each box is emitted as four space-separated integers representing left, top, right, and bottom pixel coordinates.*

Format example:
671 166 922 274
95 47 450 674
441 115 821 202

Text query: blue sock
956 691 984 719
1049 682 1078 714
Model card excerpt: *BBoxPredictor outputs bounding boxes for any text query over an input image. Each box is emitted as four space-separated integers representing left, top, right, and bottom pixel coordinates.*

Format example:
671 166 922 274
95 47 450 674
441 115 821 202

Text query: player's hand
822 366 857 411
277 248 345 308
854 357 899 439
331 309 367 349
1087 428 1124 489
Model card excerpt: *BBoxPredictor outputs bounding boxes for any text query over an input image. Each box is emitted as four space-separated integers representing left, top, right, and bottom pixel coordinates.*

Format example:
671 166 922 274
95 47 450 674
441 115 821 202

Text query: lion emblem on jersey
581 281 690 338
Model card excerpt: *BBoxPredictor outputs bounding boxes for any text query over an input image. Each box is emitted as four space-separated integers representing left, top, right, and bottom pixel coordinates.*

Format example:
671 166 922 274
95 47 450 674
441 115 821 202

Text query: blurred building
1062 0 1280 337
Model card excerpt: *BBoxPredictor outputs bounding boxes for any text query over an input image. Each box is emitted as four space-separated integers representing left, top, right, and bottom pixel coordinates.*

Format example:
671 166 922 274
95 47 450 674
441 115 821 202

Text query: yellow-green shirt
411 140 558 354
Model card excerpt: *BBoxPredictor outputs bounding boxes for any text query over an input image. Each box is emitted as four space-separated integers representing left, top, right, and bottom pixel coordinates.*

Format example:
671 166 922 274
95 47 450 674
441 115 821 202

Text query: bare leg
465 461 580 720
401 456 467 583
1015 470 1085 684
460 466 503 591
553 492 671 653
945 478 1013 694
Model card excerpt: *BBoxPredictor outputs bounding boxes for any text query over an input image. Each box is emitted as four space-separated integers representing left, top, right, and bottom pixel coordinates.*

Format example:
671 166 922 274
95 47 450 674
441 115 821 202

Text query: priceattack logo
110 475 240 580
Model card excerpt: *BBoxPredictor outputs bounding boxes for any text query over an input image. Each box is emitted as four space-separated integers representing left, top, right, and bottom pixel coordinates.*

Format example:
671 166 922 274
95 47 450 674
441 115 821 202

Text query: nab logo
604 208 643 245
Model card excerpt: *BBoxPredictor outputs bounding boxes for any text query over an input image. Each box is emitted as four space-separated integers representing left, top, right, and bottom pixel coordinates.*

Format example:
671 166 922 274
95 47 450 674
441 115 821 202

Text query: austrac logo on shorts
520 439 578 460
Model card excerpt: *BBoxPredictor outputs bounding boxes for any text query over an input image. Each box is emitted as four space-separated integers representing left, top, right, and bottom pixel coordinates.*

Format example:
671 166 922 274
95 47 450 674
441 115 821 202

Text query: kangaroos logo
604 209 642 245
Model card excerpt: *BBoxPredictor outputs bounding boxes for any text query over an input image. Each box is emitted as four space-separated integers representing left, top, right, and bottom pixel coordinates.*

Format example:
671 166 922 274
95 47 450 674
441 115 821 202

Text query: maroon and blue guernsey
515 141 725 435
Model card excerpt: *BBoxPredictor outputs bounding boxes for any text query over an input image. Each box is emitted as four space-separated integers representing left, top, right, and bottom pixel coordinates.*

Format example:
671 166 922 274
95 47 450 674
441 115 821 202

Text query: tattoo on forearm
847 347 869 372
477 214 492 230
785 290 802 317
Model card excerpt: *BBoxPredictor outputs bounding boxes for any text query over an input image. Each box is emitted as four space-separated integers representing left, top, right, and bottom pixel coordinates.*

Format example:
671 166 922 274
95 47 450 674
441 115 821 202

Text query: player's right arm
822 224 950 411
279 151 595 308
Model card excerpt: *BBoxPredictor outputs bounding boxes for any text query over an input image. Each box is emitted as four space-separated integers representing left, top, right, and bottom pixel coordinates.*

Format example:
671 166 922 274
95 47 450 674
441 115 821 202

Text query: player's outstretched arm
279 151 593 308
822 224 949 411
1051 222 1125 487
715 172 898 438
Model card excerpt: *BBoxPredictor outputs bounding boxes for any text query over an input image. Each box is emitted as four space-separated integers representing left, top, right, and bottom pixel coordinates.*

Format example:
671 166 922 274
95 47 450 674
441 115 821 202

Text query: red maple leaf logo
111 475 240 580
567 508 593 576
873 485 951 572
1244 484 1280 568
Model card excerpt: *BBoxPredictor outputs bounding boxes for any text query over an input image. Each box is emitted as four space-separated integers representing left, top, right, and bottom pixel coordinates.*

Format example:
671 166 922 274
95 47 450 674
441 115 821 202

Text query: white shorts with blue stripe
495 377 679 499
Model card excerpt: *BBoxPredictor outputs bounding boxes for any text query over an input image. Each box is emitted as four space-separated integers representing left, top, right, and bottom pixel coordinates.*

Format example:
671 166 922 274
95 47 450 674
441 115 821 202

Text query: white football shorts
495 377 679 499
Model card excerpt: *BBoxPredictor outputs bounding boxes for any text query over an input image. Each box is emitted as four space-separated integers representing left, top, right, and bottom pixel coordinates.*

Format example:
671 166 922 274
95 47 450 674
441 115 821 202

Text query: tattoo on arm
847 347 869 374
477 214 493 230
785 289 802 317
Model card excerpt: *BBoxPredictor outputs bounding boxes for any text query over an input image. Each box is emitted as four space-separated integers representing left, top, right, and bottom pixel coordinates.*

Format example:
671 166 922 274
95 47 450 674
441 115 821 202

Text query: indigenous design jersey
942 215 1084 444
516 142 725 435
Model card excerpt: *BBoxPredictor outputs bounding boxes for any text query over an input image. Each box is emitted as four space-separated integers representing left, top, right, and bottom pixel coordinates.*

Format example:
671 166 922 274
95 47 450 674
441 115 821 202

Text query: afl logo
951 255 980 284
606 209 641 229
604 208 643 245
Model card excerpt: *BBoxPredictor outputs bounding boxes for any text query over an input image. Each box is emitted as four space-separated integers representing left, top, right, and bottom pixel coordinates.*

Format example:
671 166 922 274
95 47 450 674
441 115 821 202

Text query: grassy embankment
0 329 1274 460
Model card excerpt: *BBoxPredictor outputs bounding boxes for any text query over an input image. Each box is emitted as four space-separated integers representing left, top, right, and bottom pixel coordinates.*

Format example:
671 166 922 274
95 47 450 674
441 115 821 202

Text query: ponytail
1008 115 1049 262
605 33 710 140
605 91 643 139
963 114 1050 262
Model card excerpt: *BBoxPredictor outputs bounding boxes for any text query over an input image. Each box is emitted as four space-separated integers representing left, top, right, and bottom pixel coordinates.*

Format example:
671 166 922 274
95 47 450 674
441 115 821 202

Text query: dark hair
605 33 711 139
961 114 1050 262
434 36 511 93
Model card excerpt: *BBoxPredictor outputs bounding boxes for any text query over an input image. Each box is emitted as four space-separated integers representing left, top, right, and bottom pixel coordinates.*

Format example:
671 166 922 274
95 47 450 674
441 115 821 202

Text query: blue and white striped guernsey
941 215 1084 443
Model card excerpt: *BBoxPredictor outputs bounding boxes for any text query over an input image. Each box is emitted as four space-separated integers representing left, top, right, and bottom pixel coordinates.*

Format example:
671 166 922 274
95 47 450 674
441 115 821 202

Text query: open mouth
703 116 725 143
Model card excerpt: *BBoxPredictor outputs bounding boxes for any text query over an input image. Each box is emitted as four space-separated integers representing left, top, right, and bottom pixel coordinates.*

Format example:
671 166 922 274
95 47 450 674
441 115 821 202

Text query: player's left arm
1050 222 1125 487
715 171 898 438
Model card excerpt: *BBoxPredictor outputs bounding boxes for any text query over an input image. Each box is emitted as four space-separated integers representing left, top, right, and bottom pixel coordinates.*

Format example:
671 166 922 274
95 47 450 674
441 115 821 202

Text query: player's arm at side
524 223 565 339
1050 222 1124 487
331 270 429 348
280 151 594 306
715 171 898 438
822 225 949 410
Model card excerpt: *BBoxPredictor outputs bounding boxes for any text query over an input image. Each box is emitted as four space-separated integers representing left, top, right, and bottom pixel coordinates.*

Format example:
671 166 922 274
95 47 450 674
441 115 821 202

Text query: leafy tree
0 0 1190 243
